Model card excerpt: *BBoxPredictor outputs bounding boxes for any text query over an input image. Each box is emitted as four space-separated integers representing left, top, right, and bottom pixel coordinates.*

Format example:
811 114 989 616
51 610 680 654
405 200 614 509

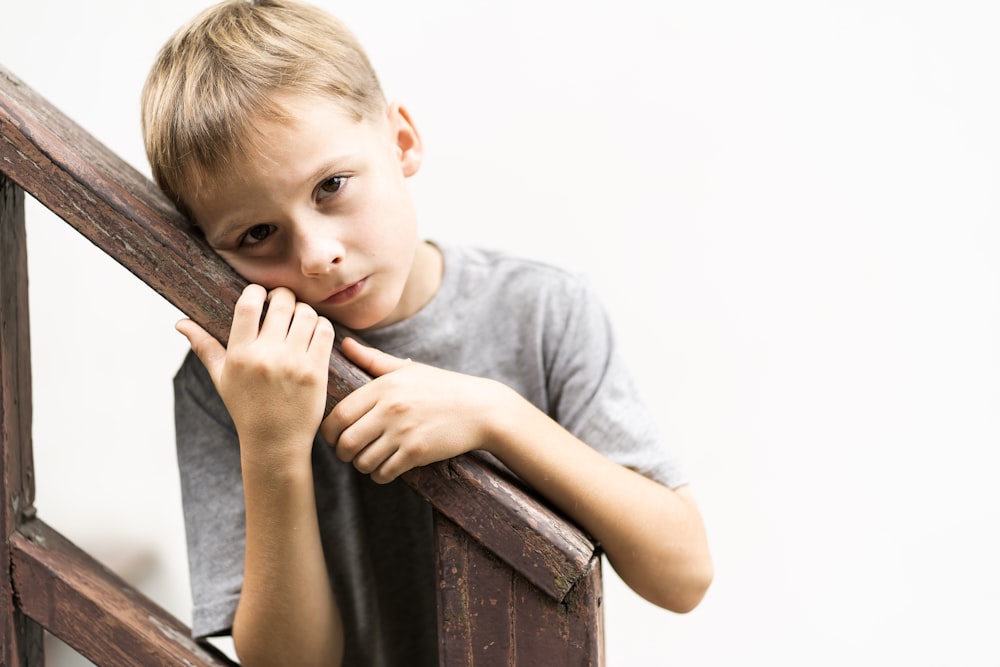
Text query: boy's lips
322 277 367 305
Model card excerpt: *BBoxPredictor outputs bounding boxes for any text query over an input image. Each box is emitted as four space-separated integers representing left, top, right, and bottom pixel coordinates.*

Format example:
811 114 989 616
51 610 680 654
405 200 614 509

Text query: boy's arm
324 338 713 613
178 285 344 667
479 391 712 612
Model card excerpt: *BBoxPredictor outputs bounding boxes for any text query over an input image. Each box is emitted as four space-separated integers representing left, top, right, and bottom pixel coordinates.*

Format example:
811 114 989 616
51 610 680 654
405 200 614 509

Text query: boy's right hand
176 284 336 468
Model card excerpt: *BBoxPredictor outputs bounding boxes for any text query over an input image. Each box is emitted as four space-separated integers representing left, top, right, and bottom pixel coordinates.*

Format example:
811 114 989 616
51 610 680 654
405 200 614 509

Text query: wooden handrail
0 64 598 602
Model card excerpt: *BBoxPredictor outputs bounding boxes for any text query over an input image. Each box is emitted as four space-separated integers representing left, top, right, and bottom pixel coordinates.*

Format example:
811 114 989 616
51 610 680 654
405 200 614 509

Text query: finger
351 436 398 476
176 319 227 385
230 284 268 343
319 409 346 447
308 316 336 363
285 301 319 347
318 342 378 445
323 395 382 461
258 287 297 340
341 337 410 377
334 417 385 463
370 453 408 485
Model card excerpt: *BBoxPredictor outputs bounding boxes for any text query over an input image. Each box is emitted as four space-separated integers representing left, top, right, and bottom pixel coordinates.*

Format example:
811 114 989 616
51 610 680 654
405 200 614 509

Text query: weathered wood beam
10 518 237 667
0 64 598 599
411 452 596 601
434 513 605 666
0 173 45 666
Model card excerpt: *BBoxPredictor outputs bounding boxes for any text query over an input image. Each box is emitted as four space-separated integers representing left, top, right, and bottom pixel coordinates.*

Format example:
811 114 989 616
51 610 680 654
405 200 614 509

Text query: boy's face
185 94 433 331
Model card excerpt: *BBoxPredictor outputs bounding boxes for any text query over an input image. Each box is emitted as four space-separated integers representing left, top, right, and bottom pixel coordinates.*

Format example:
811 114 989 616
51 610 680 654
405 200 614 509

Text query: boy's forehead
204 96 377 172
182 96 390 219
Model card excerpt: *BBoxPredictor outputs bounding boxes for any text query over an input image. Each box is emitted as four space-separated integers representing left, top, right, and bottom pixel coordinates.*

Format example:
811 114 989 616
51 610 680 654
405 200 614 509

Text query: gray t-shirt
173 243 685 665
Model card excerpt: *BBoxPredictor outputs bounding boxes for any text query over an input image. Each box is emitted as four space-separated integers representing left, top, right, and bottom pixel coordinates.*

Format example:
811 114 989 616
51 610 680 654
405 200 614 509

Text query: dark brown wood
0 173 45 666
435 513 605 666
10 518 236 666
0 64 600 595
411 452 596 601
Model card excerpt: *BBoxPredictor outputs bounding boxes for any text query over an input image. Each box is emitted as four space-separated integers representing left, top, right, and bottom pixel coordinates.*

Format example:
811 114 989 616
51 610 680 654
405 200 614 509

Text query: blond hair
141 0 385 213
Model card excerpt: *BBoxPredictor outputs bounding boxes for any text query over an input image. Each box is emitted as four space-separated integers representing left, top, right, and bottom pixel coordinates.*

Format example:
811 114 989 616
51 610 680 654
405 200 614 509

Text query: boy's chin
317 304 396 333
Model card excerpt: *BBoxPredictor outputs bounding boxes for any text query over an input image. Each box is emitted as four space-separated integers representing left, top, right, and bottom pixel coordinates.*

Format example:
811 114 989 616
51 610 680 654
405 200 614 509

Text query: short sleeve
544 278 687 489
173 351 246 638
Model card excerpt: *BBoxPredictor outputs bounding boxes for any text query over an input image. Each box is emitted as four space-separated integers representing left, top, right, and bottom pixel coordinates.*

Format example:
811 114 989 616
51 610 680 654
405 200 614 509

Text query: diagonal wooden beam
10 518 236 667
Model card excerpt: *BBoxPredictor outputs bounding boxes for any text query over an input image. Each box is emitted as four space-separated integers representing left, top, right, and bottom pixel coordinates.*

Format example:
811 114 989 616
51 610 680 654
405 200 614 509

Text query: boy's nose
298 233 346 276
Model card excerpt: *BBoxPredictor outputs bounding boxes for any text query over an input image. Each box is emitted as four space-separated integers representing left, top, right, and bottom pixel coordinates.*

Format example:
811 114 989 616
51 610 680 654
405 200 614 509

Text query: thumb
341 337 410 377
175 319 227 384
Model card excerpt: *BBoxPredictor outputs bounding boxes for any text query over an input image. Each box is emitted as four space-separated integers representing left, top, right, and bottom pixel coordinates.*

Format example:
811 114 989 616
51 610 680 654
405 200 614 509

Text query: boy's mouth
322 277 367 305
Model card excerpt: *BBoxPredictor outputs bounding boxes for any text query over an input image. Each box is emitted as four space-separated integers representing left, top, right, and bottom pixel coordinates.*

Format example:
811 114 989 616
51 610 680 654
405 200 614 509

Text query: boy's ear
387 102 423 177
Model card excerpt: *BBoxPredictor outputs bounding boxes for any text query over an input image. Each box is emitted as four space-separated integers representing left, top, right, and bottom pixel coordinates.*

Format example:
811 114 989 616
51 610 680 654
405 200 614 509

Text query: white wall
2 1 999 665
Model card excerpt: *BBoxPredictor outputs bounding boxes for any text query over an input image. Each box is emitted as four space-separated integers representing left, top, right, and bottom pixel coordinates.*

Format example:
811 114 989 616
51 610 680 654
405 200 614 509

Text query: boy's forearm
482 388 713 612
233 449 344 667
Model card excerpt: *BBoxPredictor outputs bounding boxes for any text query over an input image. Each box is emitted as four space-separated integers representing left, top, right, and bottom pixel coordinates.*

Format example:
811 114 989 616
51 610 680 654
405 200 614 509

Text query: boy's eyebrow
205 219 250 246
306 157 350 184
198 206 265 245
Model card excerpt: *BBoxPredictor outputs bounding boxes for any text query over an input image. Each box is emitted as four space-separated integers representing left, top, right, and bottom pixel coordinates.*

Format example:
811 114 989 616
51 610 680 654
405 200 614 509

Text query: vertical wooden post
435 513 605 666
0 174 45 666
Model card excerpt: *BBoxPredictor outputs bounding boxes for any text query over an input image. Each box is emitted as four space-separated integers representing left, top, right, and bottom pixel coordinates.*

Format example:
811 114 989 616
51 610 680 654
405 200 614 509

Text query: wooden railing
0 64 604 665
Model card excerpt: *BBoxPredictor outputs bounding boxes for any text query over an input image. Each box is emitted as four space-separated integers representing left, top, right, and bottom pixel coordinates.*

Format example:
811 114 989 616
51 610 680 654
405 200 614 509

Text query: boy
142 1 712 665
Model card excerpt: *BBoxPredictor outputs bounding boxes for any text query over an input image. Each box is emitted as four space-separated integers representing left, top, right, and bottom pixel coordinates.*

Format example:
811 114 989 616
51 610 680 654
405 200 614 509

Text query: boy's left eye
318 176 346 199
239 223 276 247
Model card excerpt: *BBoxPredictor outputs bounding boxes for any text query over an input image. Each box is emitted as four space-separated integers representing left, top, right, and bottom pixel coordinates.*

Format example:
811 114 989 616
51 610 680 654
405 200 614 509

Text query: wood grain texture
435 514 605 666
10 519 237 667
411 452 596 601
0 174 45 666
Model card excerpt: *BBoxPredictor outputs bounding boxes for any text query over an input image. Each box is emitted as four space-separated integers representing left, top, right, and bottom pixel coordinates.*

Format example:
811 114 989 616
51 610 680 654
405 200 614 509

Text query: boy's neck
370 240 443 331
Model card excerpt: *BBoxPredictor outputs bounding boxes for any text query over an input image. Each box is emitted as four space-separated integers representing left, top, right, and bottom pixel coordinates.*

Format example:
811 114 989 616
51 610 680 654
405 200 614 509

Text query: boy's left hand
321 337 506 483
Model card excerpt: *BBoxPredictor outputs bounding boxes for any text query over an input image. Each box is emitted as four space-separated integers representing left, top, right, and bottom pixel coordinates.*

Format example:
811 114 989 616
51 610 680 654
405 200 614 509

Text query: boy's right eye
239 224 276 247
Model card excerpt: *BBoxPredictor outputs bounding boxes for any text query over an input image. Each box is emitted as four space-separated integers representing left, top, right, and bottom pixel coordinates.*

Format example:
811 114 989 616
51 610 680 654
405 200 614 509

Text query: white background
2 1 1000 665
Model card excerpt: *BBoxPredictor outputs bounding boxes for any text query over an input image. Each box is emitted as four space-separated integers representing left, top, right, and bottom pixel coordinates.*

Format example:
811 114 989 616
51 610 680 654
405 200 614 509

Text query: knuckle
407 439 428 461
233 298 260 319
267 297 294 318
385 399 412 418
295 302 318 319
316 317 335 336
370 470 392 485
241 284 266 300
370 463 397 485
336 432 361 457
334 443 353 462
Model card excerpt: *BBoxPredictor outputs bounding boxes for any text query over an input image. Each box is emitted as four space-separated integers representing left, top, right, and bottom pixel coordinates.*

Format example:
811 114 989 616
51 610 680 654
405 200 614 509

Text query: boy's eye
240 224 276 247
318 176 346 199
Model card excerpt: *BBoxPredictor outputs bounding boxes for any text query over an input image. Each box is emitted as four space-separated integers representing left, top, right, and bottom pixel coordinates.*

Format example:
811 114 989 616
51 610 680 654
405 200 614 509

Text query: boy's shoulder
442 243 589 296
432 242 603 334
